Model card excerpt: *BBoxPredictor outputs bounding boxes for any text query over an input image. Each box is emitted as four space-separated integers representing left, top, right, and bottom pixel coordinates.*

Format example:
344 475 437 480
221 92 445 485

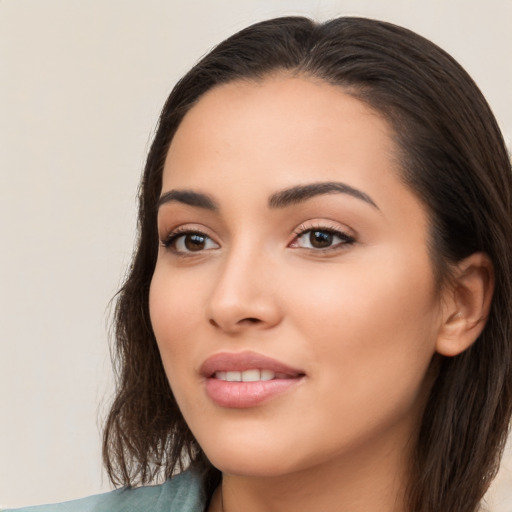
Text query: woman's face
149 76 443 477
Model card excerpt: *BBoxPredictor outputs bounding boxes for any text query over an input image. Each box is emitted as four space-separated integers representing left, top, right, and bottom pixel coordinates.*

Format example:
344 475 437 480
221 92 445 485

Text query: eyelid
159 224 220 253
158 220 356 255
291 220 356 239
289 221 357 252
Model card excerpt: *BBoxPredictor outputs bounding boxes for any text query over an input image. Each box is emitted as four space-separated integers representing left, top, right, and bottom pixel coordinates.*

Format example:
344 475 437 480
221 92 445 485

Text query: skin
149 76 484 512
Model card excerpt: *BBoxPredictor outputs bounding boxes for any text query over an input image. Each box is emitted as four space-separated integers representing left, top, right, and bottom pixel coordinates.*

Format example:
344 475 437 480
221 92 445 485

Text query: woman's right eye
162 231 220 254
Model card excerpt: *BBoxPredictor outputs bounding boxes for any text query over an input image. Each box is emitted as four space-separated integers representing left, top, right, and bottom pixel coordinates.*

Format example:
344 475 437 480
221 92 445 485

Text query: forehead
163 76 397 191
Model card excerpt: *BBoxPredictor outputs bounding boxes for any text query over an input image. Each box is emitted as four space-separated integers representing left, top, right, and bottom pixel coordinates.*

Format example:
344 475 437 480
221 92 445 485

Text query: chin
208 454 297 478
198 435 305 478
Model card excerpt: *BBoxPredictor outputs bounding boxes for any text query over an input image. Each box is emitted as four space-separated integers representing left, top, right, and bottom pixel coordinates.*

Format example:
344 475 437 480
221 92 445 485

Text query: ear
436 252 494 357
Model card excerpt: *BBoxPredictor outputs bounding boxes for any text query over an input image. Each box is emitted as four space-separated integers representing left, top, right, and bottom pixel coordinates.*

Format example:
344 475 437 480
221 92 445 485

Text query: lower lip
205 377 303 408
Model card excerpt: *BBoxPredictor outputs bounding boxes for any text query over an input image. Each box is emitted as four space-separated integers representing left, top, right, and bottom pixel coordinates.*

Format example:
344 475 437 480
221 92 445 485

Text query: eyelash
160 226 217 254
160 224 356 255
291 224 356 252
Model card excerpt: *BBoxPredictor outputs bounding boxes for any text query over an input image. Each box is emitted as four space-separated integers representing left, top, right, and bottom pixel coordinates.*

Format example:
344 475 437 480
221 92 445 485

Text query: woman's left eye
291 228 355 250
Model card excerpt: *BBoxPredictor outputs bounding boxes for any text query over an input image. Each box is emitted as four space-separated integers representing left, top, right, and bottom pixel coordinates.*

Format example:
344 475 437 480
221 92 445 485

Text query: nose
206 247 283 334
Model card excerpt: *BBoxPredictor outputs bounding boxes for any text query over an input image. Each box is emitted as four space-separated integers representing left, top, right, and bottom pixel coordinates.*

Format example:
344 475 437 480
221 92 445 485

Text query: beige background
1 0 511 509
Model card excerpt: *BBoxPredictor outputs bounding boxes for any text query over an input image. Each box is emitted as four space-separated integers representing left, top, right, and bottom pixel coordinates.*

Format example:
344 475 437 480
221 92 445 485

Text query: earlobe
436 252 494 357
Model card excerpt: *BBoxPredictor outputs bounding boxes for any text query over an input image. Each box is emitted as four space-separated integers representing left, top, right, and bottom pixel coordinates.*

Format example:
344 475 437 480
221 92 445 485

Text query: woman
7 15 512 512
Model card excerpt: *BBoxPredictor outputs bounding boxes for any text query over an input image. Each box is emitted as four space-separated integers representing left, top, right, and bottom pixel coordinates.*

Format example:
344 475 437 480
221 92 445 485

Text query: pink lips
200 351 305 408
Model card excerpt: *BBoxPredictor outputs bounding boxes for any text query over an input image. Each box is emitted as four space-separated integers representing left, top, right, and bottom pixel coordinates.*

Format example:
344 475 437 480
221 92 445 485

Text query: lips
200 351 305 408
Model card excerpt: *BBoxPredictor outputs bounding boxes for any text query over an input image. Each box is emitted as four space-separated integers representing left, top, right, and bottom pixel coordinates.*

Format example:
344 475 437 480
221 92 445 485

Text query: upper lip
200 351 305 378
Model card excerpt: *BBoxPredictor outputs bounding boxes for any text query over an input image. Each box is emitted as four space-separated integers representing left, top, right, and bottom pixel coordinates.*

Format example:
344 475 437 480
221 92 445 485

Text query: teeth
226 371 241 382
260 369 275 381
214 369 277 382
242 369 260 382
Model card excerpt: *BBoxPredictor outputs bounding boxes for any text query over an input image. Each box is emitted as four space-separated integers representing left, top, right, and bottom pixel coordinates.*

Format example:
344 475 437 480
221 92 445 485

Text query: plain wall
1 0 511 508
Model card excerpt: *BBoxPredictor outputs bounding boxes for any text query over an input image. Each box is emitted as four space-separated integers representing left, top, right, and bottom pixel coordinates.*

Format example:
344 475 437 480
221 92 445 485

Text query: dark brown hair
103 16 512 512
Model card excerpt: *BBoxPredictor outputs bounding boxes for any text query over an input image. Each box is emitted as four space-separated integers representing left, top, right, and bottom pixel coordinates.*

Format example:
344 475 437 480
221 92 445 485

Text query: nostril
208 316 264 330
240 317 261 324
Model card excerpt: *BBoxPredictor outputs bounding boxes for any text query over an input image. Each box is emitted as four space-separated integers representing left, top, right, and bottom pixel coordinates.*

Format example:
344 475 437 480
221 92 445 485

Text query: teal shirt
2 470 206 512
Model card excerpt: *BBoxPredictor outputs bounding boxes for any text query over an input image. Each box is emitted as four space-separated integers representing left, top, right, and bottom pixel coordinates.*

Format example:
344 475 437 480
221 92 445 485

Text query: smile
201 351 305 408
214 369 293 382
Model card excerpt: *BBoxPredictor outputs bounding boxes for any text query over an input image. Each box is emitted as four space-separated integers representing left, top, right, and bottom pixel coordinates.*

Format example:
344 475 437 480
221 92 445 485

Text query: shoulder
2 470 206 512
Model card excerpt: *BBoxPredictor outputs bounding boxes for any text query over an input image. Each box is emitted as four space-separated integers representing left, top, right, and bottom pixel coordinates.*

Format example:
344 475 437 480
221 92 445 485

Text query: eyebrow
157 181 378 213
157 189 219 211
268 181 379 210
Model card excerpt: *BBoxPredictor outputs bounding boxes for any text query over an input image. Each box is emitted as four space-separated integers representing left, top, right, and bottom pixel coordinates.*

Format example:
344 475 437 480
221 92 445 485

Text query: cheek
288 252 439 402
148 266 203 380
281 274 437 464
290 247 439 341
150 261 203 331
149 274 207 427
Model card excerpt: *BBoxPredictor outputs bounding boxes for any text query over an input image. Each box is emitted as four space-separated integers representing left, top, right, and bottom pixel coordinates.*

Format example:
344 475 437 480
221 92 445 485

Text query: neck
208 433 413 512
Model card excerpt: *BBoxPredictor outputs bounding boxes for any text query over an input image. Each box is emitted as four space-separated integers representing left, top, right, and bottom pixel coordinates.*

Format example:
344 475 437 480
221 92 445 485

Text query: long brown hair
103 16 512 512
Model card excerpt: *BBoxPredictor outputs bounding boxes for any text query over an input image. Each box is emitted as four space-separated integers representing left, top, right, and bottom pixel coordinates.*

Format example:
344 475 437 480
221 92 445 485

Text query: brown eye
310 230 334 248
163 230 220 253
184 233 207 251
292 227 355 251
